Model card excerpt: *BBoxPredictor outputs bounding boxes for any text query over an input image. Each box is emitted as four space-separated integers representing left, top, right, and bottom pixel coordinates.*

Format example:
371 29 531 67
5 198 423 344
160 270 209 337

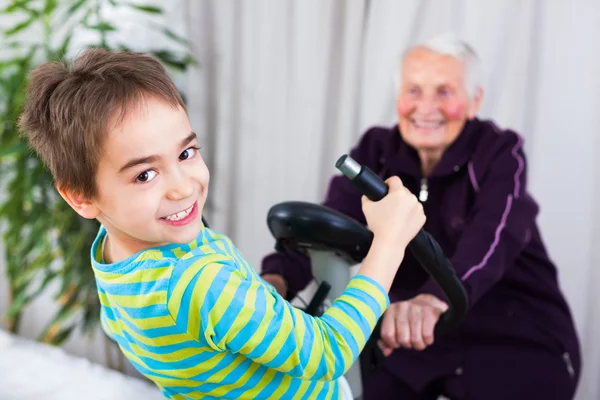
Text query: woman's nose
415 97 439 115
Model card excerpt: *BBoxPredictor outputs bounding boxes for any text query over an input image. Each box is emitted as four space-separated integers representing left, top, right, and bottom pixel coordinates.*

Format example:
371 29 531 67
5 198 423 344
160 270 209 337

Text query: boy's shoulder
181 227 240 262
91 226 243 278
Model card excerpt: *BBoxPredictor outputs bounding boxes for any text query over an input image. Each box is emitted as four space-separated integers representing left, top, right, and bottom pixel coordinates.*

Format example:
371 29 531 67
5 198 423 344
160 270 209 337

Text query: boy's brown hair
19 48 186 198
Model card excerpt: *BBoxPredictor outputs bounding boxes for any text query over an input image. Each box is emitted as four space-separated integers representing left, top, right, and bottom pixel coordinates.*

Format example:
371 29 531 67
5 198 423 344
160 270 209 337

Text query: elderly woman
261 33 581 399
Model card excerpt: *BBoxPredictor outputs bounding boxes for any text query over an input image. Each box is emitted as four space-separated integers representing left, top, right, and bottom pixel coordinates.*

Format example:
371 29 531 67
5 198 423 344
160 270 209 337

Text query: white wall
526 0 600 342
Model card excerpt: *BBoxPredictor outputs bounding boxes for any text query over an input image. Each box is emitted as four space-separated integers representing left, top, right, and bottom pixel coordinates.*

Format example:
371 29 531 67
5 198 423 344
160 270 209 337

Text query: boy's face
65 96 209 256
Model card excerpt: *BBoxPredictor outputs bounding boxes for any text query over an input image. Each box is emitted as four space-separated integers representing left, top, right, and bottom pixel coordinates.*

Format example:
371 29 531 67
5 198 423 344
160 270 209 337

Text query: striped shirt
92 225 389 399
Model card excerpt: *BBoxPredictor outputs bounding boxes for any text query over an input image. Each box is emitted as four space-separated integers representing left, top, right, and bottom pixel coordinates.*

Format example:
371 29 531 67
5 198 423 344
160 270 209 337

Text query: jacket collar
385 118 481 179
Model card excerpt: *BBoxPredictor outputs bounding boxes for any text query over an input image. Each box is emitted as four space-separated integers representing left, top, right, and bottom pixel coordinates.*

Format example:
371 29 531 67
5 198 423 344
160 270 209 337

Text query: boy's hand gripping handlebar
336 154 469 334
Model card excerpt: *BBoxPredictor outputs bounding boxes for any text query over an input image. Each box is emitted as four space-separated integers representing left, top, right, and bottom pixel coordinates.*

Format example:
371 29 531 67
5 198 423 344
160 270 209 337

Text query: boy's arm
168 254 389 381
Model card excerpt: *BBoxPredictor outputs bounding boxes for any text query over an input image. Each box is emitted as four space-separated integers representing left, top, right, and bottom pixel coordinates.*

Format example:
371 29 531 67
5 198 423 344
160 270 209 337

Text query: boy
19 49 425 399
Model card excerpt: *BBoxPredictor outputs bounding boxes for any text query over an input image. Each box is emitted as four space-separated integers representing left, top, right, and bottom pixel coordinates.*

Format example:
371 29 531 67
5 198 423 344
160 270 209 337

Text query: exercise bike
266 155 469 399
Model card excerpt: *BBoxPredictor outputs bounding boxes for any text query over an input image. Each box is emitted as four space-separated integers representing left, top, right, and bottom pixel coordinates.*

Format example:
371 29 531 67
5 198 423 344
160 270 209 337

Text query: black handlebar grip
335 154 469 335
335 155 388 201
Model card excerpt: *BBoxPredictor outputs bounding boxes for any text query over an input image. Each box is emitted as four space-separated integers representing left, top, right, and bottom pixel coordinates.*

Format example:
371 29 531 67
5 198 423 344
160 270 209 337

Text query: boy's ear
57 186 100 219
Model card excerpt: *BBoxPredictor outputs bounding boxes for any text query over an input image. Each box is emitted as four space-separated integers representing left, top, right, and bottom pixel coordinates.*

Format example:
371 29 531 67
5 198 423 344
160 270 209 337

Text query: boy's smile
63 95 210 263
161 203 197 225
160 202 199 225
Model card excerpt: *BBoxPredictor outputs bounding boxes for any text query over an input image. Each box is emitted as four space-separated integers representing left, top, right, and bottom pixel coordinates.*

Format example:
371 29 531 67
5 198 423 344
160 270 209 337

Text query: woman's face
396 47 482 156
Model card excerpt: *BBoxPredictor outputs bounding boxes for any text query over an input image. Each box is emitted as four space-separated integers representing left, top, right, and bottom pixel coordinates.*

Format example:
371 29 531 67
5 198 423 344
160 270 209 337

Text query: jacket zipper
419 178 429 202
563 352 575 379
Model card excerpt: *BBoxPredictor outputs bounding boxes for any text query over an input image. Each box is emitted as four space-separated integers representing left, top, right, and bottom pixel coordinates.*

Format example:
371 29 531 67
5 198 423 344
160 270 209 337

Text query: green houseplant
0 0 196 345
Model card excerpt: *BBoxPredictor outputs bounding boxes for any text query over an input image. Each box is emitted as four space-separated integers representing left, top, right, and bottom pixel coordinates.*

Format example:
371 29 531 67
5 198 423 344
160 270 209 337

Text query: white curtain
185 0 369 234
185 1 600 399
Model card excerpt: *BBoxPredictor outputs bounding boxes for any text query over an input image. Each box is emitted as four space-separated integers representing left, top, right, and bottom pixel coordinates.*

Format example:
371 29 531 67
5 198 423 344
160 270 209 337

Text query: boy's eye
180 146 199 161
136 170 157 183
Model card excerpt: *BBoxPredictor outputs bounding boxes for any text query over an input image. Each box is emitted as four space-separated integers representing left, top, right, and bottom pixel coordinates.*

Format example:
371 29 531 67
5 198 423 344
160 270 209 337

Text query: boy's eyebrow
119 155 159 173
181 132 197 148
118 132 198 173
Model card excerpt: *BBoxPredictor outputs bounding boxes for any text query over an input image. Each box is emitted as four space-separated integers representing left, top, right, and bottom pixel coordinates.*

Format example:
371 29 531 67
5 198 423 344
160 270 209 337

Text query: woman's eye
136 170 157 183
180 146 199 161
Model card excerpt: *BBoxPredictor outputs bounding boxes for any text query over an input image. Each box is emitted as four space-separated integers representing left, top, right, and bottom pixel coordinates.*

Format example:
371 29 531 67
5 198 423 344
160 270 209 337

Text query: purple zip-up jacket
261 118 580 390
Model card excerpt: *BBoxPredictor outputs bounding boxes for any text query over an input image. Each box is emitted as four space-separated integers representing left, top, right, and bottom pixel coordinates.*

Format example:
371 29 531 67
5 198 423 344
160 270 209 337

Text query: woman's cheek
441 100 465 120
397 97 415 116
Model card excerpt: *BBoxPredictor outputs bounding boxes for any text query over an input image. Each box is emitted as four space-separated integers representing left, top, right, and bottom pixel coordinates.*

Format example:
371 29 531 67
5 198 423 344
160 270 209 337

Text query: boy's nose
166 174 194 200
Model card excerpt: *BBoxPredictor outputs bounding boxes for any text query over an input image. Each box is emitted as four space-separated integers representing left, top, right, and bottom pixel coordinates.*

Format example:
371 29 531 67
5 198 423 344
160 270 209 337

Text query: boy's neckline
92 225 207 273
101 234 108 263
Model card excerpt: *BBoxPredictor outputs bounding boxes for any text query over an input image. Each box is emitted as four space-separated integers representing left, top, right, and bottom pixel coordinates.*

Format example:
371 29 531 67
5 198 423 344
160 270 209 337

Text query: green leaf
86 22 117 32
117 44 132 52
50 298 81 324
43 0 58 15
1 0 31 14
66 0 86 15
163 27 189 46
128 4 163 14
0 59 18 70
7 289 29 318
42 325 76 346
0 142 27 159
53 33 73 60
2 41 25 49
152 50 194 72
4 15 37 37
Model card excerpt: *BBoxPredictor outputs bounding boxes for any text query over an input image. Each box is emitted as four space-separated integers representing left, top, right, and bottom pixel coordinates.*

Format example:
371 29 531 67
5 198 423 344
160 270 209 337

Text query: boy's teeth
165 205 193 221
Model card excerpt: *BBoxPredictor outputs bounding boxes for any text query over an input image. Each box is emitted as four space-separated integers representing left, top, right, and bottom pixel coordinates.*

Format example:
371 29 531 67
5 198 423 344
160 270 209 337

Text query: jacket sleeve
168 254 390 381
420 133 538 306
260 128 382 299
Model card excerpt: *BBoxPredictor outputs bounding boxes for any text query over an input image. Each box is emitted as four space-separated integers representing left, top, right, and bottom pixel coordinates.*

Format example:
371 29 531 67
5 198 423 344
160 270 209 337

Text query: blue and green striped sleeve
167 253 389 381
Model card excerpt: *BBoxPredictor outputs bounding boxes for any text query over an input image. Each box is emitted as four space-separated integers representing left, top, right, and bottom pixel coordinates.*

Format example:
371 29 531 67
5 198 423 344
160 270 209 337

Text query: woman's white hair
395 32 483 98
